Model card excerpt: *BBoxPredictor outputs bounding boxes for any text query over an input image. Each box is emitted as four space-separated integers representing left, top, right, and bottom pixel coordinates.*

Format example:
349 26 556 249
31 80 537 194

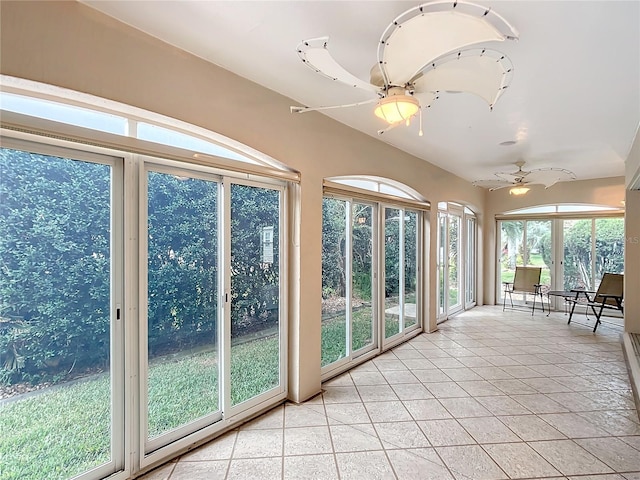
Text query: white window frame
0 136 127 480
1 94 292 478
321 182 428 381
138 158 289 467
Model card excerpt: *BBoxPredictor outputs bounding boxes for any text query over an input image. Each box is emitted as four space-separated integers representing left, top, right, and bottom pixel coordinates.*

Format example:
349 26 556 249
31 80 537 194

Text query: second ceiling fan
472 160 577 195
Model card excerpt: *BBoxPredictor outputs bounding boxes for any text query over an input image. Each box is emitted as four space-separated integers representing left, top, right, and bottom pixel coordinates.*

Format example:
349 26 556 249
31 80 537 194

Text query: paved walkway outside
142 306 638 480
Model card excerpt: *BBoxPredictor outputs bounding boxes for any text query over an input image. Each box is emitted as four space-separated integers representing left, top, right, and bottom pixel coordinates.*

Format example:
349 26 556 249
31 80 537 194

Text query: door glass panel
352 203 374 351
384 208 401 338
465 217 476 305
147 171 219 439
438 212 446 315
563 219 593 290
594 218 624 288
404 211 418 328
525 220 552 288
448 214 461 309
499 220 525 300
321 198 348 367
0 147 115 479
230 184 281 406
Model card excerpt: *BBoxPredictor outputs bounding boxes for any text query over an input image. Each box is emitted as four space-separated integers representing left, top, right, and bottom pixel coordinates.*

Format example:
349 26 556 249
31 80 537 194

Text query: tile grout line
320 385 343 480
223 427 240 480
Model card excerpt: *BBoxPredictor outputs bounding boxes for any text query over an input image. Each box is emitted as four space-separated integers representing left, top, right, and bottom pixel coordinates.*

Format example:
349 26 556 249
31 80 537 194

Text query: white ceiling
82 1 639 184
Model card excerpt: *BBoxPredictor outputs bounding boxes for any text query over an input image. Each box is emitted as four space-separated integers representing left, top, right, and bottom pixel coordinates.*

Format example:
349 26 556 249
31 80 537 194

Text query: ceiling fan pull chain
419 108 424 137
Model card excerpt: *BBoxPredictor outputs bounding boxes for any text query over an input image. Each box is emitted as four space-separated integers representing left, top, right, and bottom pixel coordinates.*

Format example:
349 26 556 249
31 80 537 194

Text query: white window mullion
128 118 138 138
138 159 151 462
124 153 141 476
221 179 232 415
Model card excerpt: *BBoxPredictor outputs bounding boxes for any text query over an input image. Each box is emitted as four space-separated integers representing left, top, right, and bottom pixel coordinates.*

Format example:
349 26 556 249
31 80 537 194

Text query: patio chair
503 266 545 315
567 272 623 332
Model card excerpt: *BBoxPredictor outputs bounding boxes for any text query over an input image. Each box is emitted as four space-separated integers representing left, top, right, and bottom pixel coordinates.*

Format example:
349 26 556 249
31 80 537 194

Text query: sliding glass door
321 197 376 370
351 203 375 352
437 204 472 319
498 219 552 304
229 182 283 407
447 212 462 312
563 217 624 291
404 211 419 328
383 207 421 343
1 134 289 478
498 216 623 308
143 163 286 455
384 208 402 338
0 142 124 480
437 211 447 317
145 168 221 448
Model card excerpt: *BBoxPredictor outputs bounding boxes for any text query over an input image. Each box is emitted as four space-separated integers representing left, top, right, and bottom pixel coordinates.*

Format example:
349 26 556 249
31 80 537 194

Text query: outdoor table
546 289 589 316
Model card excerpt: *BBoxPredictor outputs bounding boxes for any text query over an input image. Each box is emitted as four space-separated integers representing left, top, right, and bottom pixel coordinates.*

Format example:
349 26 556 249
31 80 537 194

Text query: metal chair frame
567 273 623 332
503 266 545 315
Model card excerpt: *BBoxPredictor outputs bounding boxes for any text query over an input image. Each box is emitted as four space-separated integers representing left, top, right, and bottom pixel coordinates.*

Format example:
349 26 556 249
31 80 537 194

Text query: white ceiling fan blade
290 97 378 114
412 49 513 108
523 168 577 188
297 37 379 93
471 179 514 190
378 1 518 86
413 90 439 109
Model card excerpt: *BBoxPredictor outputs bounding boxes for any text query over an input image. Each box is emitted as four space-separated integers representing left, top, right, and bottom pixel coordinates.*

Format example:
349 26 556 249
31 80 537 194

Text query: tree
351 203 373 301
563 218 624 290
321 198 347 299
1 148 284 385
594 218 624 279
501 221 523 270
146 172 219 356
0 149 111 383
229 184 280 337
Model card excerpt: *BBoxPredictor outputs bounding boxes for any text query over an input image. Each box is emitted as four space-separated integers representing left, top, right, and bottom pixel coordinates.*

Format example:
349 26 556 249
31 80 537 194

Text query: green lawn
5 306 419 479
3 303 416 479
1 375 111 480
321 304 412 367
1 335 280 480
321 307 375 367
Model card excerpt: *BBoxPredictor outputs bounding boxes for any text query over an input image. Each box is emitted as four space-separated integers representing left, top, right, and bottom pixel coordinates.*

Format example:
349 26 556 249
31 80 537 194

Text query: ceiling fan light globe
509 185 530 196
374 95 419 124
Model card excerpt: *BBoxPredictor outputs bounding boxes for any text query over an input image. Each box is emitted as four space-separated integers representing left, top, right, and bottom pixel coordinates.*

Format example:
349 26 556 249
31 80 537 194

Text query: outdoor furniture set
503 267 623 332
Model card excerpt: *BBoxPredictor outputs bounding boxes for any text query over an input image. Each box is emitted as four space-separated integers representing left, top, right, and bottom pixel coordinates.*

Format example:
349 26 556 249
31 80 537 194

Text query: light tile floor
140 306 639 480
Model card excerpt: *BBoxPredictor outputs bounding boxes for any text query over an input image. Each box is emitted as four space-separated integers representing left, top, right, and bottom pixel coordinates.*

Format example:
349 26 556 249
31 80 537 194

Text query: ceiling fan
472 160 577 195
291 0 519 135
